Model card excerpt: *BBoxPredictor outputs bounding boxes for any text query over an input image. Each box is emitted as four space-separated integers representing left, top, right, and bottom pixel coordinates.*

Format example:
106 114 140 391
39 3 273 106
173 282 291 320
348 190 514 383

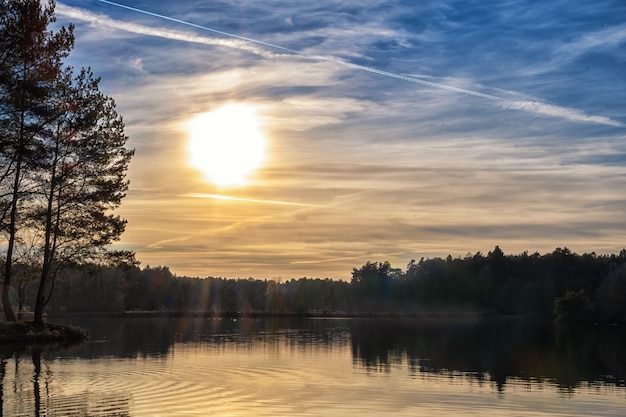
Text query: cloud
128 57 146 74
183 193 321 207
56 2 278 58
54 0 626 278
555 23 626 64
63 1 625 128
504 100 624 127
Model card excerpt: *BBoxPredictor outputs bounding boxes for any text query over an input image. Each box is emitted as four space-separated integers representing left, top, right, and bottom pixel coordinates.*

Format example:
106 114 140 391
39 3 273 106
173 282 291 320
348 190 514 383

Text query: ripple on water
55 344 321 416
3 325 626 417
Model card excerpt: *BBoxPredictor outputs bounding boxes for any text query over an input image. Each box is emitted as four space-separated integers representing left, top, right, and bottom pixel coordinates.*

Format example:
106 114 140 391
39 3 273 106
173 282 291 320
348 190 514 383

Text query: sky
53 0 626 279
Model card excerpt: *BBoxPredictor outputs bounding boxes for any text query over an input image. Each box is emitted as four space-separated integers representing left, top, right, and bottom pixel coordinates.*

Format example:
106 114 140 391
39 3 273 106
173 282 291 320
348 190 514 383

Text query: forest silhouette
13 246 626 324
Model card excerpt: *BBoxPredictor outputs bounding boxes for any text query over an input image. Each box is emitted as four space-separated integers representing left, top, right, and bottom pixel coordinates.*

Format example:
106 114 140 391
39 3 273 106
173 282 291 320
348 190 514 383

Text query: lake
1 317 624 416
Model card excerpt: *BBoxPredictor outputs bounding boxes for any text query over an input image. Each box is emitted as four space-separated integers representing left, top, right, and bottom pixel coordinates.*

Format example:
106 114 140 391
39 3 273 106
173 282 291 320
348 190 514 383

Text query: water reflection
57 316 351 358
348 318 626 392
0 345 132 416
0 317 624 416
51 316 626 391
52 317 626 390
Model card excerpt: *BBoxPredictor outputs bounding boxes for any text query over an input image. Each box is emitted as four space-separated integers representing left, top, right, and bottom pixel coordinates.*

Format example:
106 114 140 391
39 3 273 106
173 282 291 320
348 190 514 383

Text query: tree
0 0 74 321
351 261 394 310
553 289 593 323
31 66 133 324
594 265 626 323
0 1 133 324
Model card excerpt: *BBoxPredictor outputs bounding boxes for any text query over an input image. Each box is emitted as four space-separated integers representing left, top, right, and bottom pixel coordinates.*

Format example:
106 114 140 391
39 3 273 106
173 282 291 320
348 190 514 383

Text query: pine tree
32 67 133 324
0 0 74 321
0 1 133 323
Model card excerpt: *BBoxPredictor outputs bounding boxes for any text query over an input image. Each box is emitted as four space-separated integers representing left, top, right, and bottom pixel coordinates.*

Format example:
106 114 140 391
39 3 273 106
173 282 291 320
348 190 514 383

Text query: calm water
1 317 624 416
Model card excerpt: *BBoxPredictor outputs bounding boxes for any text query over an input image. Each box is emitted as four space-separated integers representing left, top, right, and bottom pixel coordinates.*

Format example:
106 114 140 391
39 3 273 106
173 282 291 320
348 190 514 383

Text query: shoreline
46 310 528 320
0 321 88 345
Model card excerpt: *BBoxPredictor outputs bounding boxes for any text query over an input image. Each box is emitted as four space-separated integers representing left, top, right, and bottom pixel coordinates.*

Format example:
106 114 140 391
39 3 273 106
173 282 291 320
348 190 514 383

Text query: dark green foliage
1 0 75 322
594 265 626 323
0 1 133 323
554 290 593 322
351 261 395 311
282 278 349 314
42 266 351 316
0 321 87 343
19 246 626 323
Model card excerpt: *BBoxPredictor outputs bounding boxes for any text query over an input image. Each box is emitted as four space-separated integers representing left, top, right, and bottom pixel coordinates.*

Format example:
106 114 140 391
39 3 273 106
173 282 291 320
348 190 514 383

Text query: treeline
351 246 626 322
16 246 626 323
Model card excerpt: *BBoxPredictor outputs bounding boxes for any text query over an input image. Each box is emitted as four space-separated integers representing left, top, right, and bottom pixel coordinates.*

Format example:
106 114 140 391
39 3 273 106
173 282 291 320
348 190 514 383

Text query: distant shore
45 309 512 320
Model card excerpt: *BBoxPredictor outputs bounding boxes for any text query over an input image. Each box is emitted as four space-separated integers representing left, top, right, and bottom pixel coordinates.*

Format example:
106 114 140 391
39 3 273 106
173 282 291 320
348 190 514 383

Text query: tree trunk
33 292 46 324
1 283 16 322
33 135 61 325
1 152 22 322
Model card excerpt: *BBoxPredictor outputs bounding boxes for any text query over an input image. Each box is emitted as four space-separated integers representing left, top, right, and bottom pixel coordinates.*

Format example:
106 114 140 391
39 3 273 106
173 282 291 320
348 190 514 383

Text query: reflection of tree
43 316 626 394
349 319 626 392
33 349 41 416
64 316 351 359
0 354 6 416
0 347 131 416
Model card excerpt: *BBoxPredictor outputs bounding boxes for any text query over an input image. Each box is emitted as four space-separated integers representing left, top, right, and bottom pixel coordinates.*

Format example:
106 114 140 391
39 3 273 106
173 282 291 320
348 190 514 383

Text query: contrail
96 0 500 100
184 193 320 207
98 0 303 55
291 251 406 265
96 0 622 127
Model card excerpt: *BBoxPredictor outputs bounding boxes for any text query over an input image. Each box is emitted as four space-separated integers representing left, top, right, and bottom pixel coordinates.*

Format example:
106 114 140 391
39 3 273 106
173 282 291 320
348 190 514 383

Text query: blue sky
54 0 626 278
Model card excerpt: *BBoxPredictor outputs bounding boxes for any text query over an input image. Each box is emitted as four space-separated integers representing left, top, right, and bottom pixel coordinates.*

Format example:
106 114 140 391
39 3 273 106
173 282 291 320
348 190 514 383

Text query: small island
0 321 87 344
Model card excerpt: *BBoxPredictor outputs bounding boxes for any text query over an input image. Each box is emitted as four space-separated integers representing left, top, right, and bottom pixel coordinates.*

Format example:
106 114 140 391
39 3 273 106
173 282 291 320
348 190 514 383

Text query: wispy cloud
555 23 626 64
184 193 320 207
505 100 624 127
53 0 626 278
146 236 192 250
62 1 624 128
291 251 406 265
56 2 277 58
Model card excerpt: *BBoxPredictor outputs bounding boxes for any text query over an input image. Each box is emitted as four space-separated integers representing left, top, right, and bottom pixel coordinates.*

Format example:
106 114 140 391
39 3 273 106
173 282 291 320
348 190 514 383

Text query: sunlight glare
187 103 266 187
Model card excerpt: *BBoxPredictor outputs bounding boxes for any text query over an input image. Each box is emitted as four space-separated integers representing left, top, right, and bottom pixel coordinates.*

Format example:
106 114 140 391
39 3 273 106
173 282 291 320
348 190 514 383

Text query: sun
187 103 267 187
